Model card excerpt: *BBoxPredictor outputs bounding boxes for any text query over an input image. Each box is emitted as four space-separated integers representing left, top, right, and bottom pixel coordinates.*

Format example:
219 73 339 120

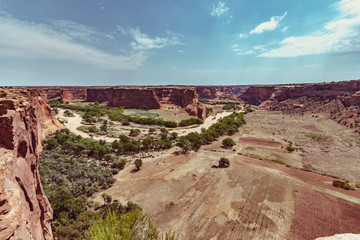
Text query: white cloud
122 28 182 50
49 19 114 43
239 33 248 39
281 26 289 32
0 12 145 69
98 1 105 11
259 0 360 57
233 45 266 55
250 12 287 34
211 2 229 17
236 50 254 55
232 44 238 48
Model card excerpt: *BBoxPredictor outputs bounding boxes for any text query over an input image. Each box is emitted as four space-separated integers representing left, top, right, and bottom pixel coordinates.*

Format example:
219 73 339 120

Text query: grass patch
303 132 332 142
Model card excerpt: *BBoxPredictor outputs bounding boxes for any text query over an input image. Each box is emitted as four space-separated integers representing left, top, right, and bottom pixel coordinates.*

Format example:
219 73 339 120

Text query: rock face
86 87 206 121
238 79 360 132
33 87 87 102
87 88 162 109
37 86 207 121
195 86 249 99
154 87 206 121
0 88 62 240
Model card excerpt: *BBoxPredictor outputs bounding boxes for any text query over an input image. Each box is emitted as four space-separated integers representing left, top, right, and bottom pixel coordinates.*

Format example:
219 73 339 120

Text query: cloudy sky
1 0 360 86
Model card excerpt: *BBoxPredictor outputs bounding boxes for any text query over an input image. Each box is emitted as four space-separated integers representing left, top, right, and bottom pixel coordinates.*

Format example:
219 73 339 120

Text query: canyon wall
33 87 87 102
154 88 206 121
37 86 208 121
195 86 249 99
87 88 162 109
238 79 360 132
0 88 62 240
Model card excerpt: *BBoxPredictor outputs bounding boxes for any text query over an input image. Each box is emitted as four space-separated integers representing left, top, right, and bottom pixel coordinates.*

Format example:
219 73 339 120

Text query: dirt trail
173 111 235 136
60 109 236 140
59 110 118 142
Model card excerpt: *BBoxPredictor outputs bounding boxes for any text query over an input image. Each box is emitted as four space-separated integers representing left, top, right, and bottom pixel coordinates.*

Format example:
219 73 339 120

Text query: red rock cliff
0 88 62 240
87 88 162 109
154 88 206 121
33 87 87 102
238 79 360 132
195 86 249 99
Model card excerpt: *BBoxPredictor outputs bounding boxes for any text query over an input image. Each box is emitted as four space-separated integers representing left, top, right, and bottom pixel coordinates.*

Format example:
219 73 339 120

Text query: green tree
222 137 235 148
134 159 143 170
219 157 230 168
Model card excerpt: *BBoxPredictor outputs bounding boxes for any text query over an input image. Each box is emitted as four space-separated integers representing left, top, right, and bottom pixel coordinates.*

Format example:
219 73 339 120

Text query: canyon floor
85 110 360 240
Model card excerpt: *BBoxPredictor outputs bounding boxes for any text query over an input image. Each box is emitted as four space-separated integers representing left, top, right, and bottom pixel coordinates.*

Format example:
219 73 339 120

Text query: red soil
238 137 283 147
291 186 360 240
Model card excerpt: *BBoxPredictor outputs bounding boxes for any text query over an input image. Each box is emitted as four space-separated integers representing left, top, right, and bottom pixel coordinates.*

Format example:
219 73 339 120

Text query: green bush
178 118 202 127
219 157 230 168
332 180 352 190
134 159 143 170
63 110 75 117
222 137 235 148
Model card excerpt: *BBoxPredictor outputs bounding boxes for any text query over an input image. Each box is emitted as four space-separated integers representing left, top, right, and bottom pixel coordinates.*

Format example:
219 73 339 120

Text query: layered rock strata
37 86 208 121
0 88 62 240
154 88 206 121
195 86 249 99
238 79 360 131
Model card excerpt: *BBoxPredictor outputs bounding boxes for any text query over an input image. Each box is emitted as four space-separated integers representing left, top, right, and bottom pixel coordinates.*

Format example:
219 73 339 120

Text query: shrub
223 104 235 110
134 159 143 170
178 118 202 127
129 129 141 137
286 145 295 152
112 159 126 170
64 110 75 117
222 137 235 148
219 157 230 168
332 180 352 190
101 193 112 204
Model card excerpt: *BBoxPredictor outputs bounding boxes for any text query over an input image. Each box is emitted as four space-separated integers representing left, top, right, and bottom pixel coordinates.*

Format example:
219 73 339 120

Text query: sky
0 0 360 86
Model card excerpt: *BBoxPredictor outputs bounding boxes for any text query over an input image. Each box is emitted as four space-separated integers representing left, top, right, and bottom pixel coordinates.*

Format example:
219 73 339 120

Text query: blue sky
0 0 360 86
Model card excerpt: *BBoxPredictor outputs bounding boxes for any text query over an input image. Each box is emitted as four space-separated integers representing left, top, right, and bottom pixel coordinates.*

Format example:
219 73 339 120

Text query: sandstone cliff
154 88 206 121
37 86 207 122
0 88 62 240
87 88 162 109
195 86 249 99
34 87 87 102
238 80 360 132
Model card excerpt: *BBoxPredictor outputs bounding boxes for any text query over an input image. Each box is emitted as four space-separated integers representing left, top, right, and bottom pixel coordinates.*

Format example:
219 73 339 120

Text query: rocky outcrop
238 79 360 132
87 88 162 109
0 88 62 240
154 88 206 121
33 87 87 102
238 86 277 105
36 86 207 121
195 86 249 99
86 87 206 121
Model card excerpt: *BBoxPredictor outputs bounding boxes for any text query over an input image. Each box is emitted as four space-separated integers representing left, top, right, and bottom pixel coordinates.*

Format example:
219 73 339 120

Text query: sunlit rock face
238 79 360 131
0 88 62 240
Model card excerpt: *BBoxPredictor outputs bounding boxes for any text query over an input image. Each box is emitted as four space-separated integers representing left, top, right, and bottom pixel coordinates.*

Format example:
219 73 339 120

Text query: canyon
36 86 207 121
195 85 249 99
0 88 62 240
238 80 360 132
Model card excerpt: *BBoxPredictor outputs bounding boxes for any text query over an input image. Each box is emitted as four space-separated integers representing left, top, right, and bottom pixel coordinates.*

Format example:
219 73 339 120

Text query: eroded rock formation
154 87 206 121
195 86 249 99
87 88 162 109
0 88 62 240
238 79 360 132
33 87 87 102
37 86 208 121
